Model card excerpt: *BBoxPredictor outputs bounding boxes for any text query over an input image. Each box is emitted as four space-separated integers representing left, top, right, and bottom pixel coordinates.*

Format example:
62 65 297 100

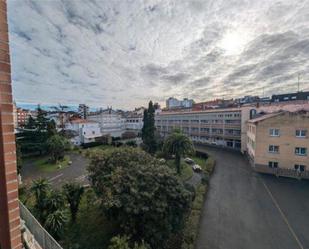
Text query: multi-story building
271 91 309 103
88 108 126 137
78 104 89 119
16 108 32 127
65 119 102 145
166 97 194 109
156 108 247 151
247 111 309 179
125 114 143 131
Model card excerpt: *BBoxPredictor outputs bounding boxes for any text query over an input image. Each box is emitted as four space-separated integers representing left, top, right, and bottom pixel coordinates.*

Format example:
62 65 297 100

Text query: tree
46 190 65 214
47 134 70 162
87 147 192 248
141 101 156 154
63 182 84 223
163 129 194 175
45 210 68 240
30 178 50 222
108 235 150 249
36 105 49 131
141 109 148 141
25 115 36 129
47 119 57 137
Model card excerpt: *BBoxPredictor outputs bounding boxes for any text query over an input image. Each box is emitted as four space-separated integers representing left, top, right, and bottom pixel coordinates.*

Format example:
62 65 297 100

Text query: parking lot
195 146 309 249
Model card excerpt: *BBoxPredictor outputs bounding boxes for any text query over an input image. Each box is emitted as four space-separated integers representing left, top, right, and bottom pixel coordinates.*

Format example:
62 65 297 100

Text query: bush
108 235 150 249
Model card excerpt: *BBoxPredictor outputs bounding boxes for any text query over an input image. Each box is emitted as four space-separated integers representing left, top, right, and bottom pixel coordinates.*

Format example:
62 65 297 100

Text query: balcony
20 201 63 249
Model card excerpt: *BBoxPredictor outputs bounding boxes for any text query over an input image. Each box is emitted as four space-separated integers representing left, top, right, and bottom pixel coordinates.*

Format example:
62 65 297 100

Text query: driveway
195 146 309 249
21 153 89 187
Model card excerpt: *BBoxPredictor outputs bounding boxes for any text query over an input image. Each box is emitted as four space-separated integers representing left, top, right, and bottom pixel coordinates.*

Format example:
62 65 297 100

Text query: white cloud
8 0 309 109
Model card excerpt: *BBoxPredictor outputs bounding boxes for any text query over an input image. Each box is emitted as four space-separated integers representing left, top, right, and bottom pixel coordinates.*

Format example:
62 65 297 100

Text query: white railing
19 201 63 249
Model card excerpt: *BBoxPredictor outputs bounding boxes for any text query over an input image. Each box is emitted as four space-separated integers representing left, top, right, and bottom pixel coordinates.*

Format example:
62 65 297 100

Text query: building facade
247 111 309 179
78 104 89 119
65 119 102 145
271 91 309 103
16 108 32 127
156 108 244 150
166 97 194 109
0 1 22 247
88 108 125 137
125 114 143 131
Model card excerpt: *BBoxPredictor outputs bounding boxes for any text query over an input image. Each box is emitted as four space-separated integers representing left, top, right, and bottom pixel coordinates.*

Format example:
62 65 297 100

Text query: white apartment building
65 119 102 145
126 115 143 131
88 109 126 137
156 108 246 150
166 97 194 109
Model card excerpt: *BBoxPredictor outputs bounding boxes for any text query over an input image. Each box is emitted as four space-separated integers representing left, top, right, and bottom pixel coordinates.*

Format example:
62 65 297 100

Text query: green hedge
181 157 215 249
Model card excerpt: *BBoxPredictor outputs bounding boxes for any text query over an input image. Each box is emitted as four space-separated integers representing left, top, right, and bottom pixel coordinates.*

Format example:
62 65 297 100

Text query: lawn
33 155 71 173
166 159 194 181
62 188 117 249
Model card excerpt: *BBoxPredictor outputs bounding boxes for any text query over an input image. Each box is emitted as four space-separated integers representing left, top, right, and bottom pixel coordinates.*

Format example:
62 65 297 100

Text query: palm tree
30 178 50 221
63 182 85 223
46 190 65 214
45 210 68 240
163 129 194 175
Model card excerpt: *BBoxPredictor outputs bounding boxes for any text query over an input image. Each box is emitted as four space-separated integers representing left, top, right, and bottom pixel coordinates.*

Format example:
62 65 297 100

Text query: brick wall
0 0 22 249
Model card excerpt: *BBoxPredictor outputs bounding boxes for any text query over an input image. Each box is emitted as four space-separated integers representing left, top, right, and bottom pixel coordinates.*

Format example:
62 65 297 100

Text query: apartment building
125 114 143 131
166 97 194 109
271 91 309 103
16 108 33 127
247 111 309 179
88 108 125 137
65 119 102 145
156 108 247 151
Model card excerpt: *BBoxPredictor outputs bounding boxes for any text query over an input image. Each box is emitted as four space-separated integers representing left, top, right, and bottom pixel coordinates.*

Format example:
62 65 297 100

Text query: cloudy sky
8 0 309 109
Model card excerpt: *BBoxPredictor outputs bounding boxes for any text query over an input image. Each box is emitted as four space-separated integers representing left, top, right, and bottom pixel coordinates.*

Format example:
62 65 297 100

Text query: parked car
184 157 194 164
192 164 202 172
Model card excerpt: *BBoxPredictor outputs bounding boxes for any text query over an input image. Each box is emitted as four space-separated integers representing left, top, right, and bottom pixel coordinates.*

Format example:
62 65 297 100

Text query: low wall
254 164 309 179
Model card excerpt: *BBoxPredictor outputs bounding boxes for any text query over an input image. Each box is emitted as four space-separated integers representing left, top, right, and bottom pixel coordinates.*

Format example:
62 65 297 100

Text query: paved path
21 153 89 187
195 146 309 249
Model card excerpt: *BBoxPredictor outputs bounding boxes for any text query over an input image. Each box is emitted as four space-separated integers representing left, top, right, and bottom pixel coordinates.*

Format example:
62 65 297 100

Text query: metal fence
19 201 63 249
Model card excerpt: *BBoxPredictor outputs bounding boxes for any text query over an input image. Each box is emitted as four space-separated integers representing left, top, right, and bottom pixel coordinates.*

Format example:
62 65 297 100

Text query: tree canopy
163 129 194 174
141 101 156 154
87 147 192 248
47 134 70 162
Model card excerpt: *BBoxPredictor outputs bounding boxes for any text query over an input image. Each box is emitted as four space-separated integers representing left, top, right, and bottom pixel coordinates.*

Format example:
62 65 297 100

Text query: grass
62 188 117 249
33 155 71 173
166 159 194 181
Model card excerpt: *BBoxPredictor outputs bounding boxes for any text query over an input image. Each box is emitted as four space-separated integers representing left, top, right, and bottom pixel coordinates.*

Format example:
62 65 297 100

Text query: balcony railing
19 201 63 249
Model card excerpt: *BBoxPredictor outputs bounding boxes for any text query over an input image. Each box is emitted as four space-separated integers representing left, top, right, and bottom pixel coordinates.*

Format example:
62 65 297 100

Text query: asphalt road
195 146 309 249
21 153 89 187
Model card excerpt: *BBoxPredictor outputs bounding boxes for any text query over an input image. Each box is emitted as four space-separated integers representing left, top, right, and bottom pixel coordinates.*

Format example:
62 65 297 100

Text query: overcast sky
8 0 309 109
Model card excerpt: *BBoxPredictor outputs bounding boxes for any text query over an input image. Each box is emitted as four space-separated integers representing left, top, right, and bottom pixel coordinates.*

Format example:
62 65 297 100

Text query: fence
19 201 63 249
254 164 309 179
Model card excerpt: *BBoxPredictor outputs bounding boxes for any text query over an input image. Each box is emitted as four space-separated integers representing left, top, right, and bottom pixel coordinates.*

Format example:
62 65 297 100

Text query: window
295 147 307 156
269 145 279 153
268 161 278 168
283 96 289 100
92 131 95 134
269 129 279 136
296 129 307 138
291 96 297 100
295 164 306 172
